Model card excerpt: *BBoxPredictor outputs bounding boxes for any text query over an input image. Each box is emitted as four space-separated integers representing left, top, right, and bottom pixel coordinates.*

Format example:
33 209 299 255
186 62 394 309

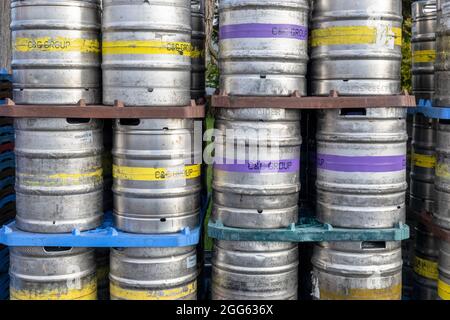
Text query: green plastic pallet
208 218 410 242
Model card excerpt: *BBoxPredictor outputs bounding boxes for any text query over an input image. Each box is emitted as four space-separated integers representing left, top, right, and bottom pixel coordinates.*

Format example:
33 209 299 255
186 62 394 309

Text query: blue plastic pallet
408 99 450 119
0 195 209 249
0 218 201 248
0 177 14 190
0 195 15 210
208 218 410 242
0 69 11 82
0 151 14 162
0 126 13 134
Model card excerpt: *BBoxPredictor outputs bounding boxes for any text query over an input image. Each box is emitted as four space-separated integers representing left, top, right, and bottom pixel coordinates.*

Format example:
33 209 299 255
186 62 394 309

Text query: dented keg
11 0 101 104
102 0 192 106
14 118 104 233
112 119 201 233
316 108 408 228
212 108 301 229
212 241 298 300
10 247 97 300
109 247 198 300
219 0 309 96
312 241 403 300
311 0 403 95
412 1 437 100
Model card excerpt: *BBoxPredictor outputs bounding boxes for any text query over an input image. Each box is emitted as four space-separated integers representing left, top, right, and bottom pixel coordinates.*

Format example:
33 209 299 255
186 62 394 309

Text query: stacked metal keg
310 0 405 300
434 0 450 301
191 0 206 101
409 0 440 300
0 70 15 300
211 0 309 300
102 0 201 300
9 0 102 300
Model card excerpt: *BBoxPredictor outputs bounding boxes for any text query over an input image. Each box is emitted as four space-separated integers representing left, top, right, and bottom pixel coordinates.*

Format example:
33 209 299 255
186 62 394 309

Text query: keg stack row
209 0 409 300
0 69 15 301
408 0 450 301
5 0 206 300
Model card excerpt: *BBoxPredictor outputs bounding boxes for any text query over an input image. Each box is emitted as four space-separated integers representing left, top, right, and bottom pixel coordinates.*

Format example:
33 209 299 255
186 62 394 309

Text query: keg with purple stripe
212 108 301 229
219 0 309 96
316 108 408 228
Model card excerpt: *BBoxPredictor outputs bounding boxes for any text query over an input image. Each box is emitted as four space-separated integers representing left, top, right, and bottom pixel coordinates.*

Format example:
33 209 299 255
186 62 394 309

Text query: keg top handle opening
211 90 417 110
0 99 206 120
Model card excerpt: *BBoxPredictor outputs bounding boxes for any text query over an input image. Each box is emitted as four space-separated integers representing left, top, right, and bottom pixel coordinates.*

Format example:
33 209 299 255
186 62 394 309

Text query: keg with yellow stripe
11 0 101 104
191 0 206 100
112 119 201 233
412 1 437 100
434 120 450 230
312 241 403 300
102 0 192 106
310 0 403 95
10 247 97 300
109 247 199 300
438 240 450 300
410 114 437 214
412 223 439 300
435 0 450 106
14 118 104 233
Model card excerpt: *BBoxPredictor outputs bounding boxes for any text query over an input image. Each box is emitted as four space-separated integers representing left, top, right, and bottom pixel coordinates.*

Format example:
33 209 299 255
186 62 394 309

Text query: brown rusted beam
212 91 416 109
0 99 205 119
419 211 450 242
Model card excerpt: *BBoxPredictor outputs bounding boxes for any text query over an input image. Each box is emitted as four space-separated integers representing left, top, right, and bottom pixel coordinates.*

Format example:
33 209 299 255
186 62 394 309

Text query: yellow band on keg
112 164 201 181
412 50 436 63
17 168 103 187
14 37 100 53
110 281 196 300
436 163 450 179
414 256 439 280
48 169 104 180
102 40 194 57
10 280 97 300
438 280 450 300
311 26 402 47
412 152 437 169
190 47 205 59
319 283 402 300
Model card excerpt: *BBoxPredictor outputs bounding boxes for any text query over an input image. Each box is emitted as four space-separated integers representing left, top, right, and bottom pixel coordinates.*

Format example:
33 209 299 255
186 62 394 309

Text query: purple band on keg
317 154 406 172
214 159 300 173
220 23 308 40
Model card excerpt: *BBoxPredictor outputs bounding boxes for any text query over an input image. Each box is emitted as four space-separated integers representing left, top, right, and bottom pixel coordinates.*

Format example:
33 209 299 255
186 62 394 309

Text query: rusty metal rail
212 90 416 109
0 99 206 119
